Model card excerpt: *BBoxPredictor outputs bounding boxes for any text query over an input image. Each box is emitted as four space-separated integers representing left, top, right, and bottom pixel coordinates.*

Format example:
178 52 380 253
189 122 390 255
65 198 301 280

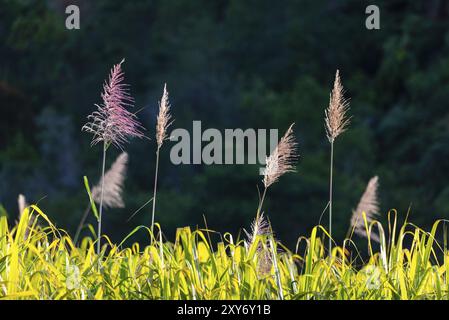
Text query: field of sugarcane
0 205 448 300
1 61 448 300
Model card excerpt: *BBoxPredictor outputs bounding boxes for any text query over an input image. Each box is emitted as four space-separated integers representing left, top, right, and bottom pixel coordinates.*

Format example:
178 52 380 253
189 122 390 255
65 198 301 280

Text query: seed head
244 212 271 248
244 213 273 278
351 176 380 242
156 83 173 148
82 59 144 149
263 123 298 188
18 194 27 217
325 70 351 142
92 152 128 209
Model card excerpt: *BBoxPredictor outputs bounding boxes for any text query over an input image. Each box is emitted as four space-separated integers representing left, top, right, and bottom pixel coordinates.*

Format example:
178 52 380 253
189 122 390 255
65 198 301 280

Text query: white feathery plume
92 152 128 209
244 213 273 277
18 194 27 217
263 123 298 189
244 212 271 249
325 70 351 143
351 176 380 242
156 83 173 148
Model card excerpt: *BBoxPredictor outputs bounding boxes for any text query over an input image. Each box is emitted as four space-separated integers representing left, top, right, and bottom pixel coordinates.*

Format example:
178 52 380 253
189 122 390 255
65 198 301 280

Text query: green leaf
84 176 99 222
0 205 7 218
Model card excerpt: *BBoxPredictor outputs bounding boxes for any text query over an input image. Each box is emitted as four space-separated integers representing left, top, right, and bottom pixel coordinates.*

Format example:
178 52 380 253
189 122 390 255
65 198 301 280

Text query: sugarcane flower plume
82 59 144 149
351 176 380 242
263 123 298 188
156 83 173 148
244 213 274 277
325 70 351 142
18 194 27 217
244 212 271 249
92 152 128 209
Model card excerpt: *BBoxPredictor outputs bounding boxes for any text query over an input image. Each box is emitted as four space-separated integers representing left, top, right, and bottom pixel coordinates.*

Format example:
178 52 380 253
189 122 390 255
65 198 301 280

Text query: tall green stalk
329 140 334 255
151 147 160 241
256 187 267 223
82 60 144 254
324 70 350 256
152 83 173 243
97 144 107 255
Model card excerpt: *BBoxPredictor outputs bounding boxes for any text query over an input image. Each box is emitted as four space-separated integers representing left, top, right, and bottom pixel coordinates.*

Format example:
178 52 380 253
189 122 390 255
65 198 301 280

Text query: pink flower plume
83 59 144 149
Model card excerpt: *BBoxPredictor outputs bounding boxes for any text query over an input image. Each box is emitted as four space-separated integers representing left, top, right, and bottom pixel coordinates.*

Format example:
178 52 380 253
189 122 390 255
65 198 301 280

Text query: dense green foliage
1 0 449 248
1 206 449 300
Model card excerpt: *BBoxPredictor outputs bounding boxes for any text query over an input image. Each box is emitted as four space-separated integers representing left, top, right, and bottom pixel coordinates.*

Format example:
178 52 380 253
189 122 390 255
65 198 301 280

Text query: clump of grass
1 206 448 300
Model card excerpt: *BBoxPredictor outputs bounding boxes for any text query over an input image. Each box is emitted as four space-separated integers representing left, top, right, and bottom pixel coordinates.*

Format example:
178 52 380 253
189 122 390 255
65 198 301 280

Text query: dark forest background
1 0 449 248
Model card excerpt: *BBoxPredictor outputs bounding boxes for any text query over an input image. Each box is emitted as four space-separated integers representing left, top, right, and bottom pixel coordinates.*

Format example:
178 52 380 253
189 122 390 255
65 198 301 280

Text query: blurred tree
0 0 448 247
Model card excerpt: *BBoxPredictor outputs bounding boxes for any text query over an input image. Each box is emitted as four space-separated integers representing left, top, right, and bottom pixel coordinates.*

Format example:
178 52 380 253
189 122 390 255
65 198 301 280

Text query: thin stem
256 187 268 222
344 214 360 241
344 224 354 241
97 144 107 256
74 203 91 244
151 147 161 242
329 140 334 256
